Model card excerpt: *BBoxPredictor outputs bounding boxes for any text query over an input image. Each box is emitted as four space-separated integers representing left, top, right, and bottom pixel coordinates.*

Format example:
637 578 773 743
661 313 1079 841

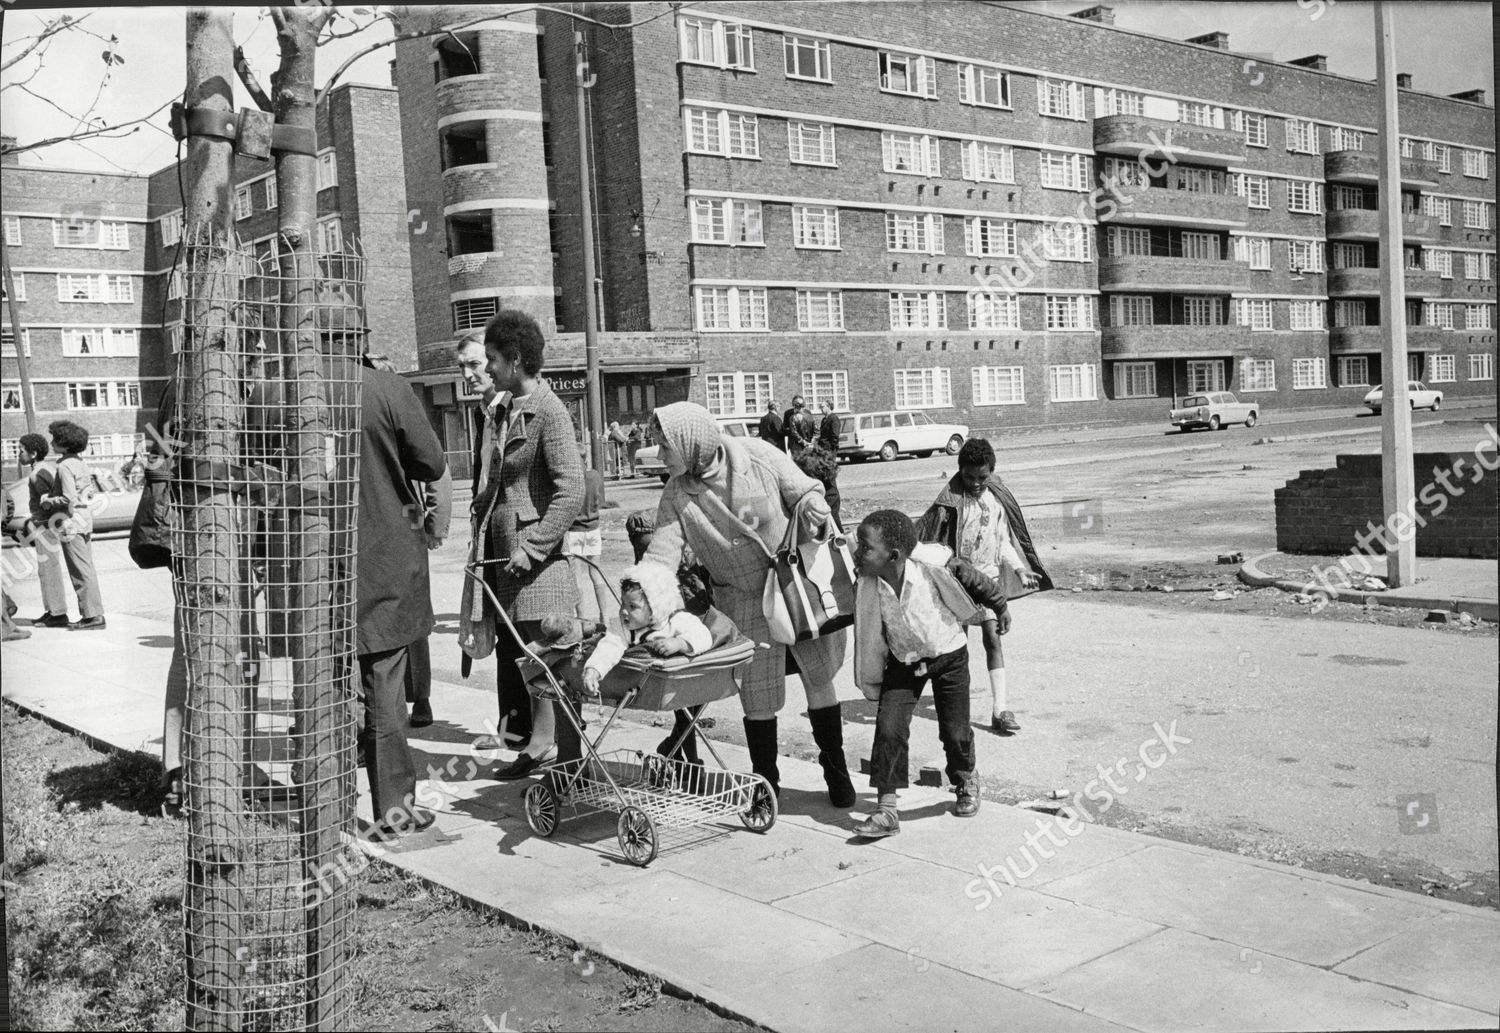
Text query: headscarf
651 402 722 479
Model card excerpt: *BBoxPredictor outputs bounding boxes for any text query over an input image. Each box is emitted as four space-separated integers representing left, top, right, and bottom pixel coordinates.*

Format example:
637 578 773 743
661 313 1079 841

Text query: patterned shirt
875 562 968 665
957 490 1025 580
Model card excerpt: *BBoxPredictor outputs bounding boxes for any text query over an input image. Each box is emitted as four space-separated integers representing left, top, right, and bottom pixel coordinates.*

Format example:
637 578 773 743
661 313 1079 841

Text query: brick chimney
1449 88 1487 104
1070 5 1115 24
1289 54 1328 71
1187 31 1231 51
1396 72 1413 88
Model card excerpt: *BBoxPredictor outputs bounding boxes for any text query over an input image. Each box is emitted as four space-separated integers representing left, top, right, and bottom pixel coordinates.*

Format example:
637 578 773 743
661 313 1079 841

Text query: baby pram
465 560 777 866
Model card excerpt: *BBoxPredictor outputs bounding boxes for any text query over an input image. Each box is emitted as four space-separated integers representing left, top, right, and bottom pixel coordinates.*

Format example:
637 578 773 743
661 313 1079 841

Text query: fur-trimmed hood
621 559 684 623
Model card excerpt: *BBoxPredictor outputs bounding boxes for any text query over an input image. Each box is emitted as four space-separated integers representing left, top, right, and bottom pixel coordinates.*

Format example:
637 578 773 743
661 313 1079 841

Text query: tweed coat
475 380 584 621
645 434 847 714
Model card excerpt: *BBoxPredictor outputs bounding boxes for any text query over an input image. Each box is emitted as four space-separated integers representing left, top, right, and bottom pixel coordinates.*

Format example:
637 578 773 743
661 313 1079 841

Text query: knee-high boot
742 716 780 797
807 704 856 808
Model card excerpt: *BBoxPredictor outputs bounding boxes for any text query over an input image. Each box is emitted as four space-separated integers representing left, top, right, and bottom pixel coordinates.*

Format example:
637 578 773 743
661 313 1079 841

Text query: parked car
632 417 760 482
2 471 141 542
1168 392 1260 432
837 410 968 462
1361 381 1443 414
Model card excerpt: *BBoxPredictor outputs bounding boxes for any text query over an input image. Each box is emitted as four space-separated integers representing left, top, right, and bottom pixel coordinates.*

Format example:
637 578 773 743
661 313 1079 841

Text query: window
1044 221 1092 262
1179 101 1222 128
1462 149 1489 178
1425 302 1455 329
3 272 24 302
1230 110 1267 147
316 150 338 190
161 211 182 246
1181 232 1220 261
1039 152 1090 191
705 372 773 415
1400 137 1415 158
1045 294 1095 331
1048 364 1097 401
1287 239 1325 273
316 217 342 254
1333 242 1368 268
684 108 759 158
784 35 831 81
1292 357 1327 389
881 132 940 176
959 65 1010 108
1240 358 1276 392
106 274 133 303
694 286 768 331
787 121 836 165
1421 196 1452 226
3 216 20 246
1436 145 1452 173
1285 118 1318 154
1427 249 1453 278
0 329 31 357
58 273 102 301
1096 87 1143 116
166 270 184 300
264 178 278 209
1463 252 1483 280
1108 226 1151 257
67 381 140 410
1428 354 1456 382
1235 298 1274 331
796 290 844 331
1463 201 1491 229
1114 362 1156 398
453 297 498 330
1232 173 1269 209
885 212 944 254
960 141 1014 183
690 198 763 245
967 290 1019 329
1470 353 1494 381
964 217 1015 257
1234 236 1272 269
790 205 839 249
1182 296 1224 325
1337 356 1370 386
679 17 753 70
102 221 128 249
879 52 936 98
52 218 129 249
235 187 253 220
972 366 1025 405
1466 305 1493 330
1037 77 1085 120
1287 179 1322 214
1102 156 1149 189
1289 299 1326 330
1187 359 1224 393
1334 299 1369 326
894 367 952 409
888 291 947 330
1 386 23 412
1330 184 1365 211
1111 295 1153 326
1329 127 1364 152
801 370 849 410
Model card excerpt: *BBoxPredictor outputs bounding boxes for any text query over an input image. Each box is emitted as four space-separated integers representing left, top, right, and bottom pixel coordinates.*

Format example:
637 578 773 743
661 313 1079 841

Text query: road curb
1238 551 1499 622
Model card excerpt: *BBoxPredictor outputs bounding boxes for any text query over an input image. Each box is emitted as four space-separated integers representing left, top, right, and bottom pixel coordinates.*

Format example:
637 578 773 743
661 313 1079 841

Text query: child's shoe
954 779 980 818
852 809 900 838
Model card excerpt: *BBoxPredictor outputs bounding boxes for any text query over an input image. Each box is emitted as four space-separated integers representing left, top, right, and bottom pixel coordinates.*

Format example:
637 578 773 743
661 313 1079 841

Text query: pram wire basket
463 561 776 866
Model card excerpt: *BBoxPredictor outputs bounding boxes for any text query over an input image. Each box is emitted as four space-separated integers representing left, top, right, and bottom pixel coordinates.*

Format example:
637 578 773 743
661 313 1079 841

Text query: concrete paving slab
1027 926 1497 1032
1333 910 1500 1016
1039 845 1440 967
778 858 1161 988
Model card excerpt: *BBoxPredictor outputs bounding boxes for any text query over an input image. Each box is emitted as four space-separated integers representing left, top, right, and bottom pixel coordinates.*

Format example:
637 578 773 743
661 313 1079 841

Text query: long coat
915 473 1054 600
358 366 448 655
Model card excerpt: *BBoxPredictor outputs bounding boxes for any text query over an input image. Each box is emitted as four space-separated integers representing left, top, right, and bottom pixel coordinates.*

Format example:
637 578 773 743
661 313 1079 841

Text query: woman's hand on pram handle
583 667 603 699
503 546 533 577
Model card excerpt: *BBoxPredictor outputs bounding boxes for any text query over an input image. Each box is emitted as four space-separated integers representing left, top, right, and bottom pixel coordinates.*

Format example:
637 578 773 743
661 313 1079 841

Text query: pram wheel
740 776 778 833
617 806 658 866
524 780 560 838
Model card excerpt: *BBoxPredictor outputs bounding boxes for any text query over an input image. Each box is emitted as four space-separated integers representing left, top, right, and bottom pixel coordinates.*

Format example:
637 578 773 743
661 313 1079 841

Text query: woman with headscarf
642 402 855 808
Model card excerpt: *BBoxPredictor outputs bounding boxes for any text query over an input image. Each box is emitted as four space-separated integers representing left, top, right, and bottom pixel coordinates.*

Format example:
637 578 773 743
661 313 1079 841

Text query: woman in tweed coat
643 403 855 808
474 311 585 777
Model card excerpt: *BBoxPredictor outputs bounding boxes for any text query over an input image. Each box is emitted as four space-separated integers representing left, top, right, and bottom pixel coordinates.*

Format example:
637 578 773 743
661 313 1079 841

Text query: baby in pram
582 561 714 696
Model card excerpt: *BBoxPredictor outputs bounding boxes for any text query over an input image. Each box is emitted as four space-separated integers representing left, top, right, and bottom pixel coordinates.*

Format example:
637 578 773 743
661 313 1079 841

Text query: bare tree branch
234 45 273 111
2 95 177 158
0 13 90 73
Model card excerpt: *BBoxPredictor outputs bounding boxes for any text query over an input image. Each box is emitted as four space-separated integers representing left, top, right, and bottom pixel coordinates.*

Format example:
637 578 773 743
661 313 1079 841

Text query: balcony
1329 324 1454 353
1324 209 1441 242
1326 266 1443 297
1095 115 1245 167
1109 182 1248 229
1098 255 1250 292
1323 149 1442 189
1101 324 1253 358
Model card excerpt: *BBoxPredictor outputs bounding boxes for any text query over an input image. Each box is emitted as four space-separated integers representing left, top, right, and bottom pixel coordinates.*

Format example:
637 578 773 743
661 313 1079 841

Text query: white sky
0 3 1493 175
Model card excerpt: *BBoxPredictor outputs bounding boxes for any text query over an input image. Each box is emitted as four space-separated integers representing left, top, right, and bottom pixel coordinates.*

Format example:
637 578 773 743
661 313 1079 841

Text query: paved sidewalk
1241 552 1499 622
3 605 1498 1032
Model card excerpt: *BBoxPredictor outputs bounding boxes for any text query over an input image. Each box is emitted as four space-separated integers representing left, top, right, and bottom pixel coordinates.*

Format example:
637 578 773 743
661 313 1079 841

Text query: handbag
761 493 857 645
128 467 173 569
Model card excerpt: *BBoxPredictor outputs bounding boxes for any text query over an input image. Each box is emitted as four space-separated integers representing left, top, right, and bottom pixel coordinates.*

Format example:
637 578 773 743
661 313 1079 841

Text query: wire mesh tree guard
172 223 366 1030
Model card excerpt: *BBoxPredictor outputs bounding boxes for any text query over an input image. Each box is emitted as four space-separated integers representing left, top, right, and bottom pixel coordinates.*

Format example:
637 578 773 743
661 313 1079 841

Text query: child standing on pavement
850 510 1008 838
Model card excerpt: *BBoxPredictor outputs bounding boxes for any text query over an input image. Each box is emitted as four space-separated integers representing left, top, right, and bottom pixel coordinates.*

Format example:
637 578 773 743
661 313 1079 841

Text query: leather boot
742 717 780 797
807 704 856 808
656 709 700 763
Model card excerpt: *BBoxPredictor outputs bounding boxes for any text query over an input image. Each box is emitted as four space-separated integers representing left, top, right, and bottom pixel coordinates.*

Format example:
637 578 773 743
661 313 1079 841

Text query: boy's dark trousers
868 645 975 790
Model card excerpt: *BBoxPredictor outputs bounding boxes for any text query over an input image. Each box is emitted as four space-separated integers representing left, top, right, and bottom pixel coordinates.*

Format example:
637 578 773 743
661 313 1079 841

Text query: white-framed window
57 273 102 301
1428 354 1457 383
0 328 31 357
63 328 134 356
1037 77 1086 120
1421 195 1452 225
66 380 141 410
52 218 129 249
958 64 1010 108
316 150 338 190
1469 353 1494 381
694 286 768 331
316 217 342 254
1337 355 1370 387
1330 184 1365 211
1107 226 1151 257
1 385 25 412
959 141 1014 183
1234 298 1274 331
1101 156 1149 189
1114 361 1156 398
103 221 128 249
1333 299 1369 326
264 178 278 210
3 272 24 302
801 370 849 411
1178 101 1223 128
796 289 844 331
107 274 133 302
1045 294 1095 331
1463 252 1484 279
879 52 936 98
1462 149 1489 179
1400 137 1415 158
160 211 183 246
1230 110 1267 147
967 290 1020 329
1044 221 1093 262
888 290 947 330
791 205 840 249
234 186 253 220
881 132 940 176
894 367 952 409
453 297 498 330
684 107 759 158
1048 363 1097 401
679 17 753 70
1187 359 1224 393
1289 299 1326 330
1332 242 1368 269
1287 179 1323 214
704 371 774 416
166 269 184 300
885 211 944 254
1285 118 1318 154
972 366 1025 406
1427 248 1453 278
1231 173 1270 209
1287 239 1325 273
784 35 831 82
1039 151 1090 191
3 216 20 246
1463 201 1491 229
1096 87 1143 116
1182 295 1224 325
1240 358 1276 392
1292 357 1327 389
690 197 763 245
1111 295 1153 326
1425 301 1456 329
787 121 836 165
1181 231 1220 261
964 217 1015 257
1436 144 1452 173
1466 304 1493 330
1329 127 1364 152
1233 236 1272 269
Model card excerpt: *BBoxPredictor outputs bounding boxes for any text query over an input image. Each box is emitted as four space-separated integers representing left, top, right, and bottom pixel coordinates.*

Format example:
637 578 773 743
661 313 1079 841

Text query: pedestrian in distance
783 395 811 454
40 420 105 631
626 420 644 476
758 399 785 452
608 420 630 479
849 510 1008 838
915 438 1053 734
16 433 70 628
817 399 841 454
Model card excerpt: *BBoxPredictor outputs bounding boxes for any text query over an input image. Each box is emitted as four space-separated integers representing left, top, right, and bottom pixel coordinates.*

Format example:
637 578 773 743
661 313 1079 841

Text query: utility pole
1374 1 1416 585
575 30 606 481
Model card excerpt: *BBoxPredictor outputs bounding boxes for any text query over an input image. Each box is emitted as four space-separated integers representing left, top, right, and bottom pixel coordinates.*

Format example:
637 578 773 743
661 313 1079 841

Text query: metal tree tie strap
169 103 318 157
